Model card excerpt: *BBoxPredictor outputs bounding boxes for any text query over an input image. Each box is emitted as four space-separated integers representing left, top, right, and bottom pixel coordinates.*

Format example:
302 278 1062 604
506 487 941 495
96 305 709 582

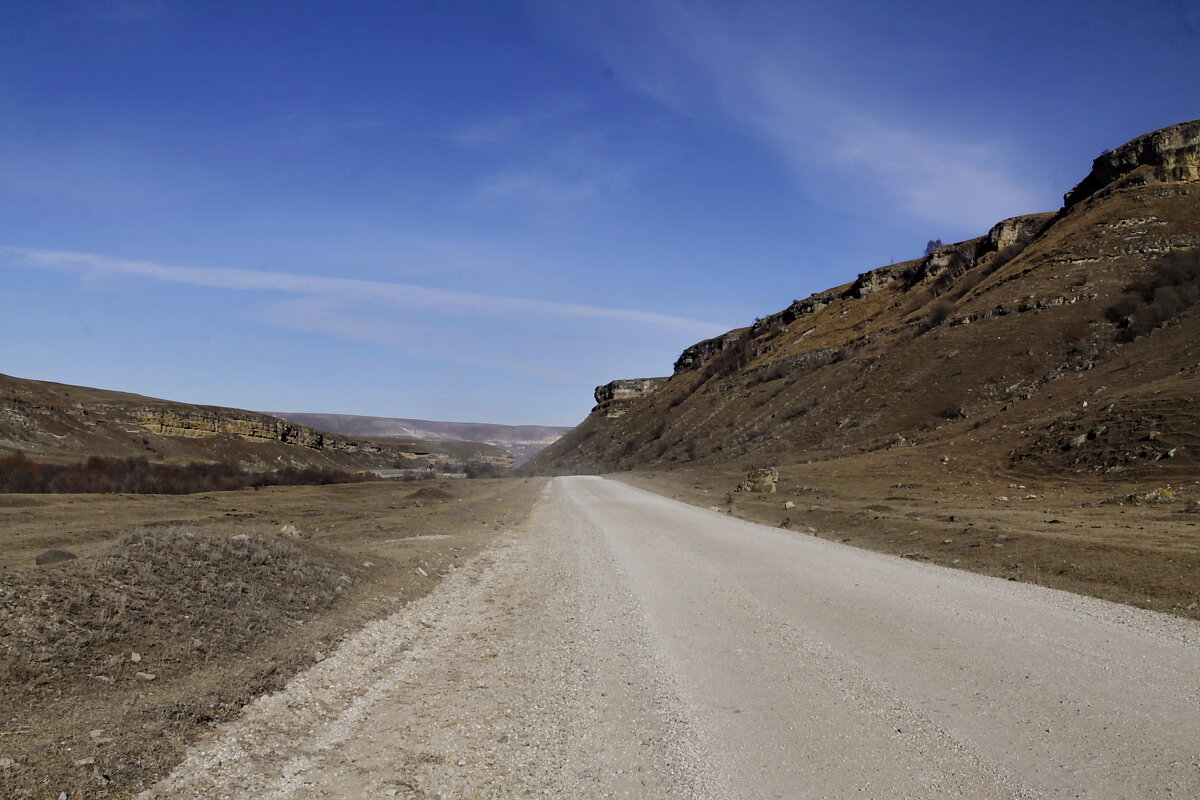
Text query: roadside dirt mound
407 485 456 501
1 527 359 691
0 527 361 796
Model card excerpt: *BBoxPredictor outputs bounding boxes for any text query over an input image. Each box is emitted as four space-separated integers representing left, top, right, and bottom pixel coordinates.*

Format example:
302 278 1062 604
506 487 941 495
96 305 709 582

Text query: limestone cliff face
981 213 1056 253
593 377 669 417
133 409 380 453
1064 119 1200 209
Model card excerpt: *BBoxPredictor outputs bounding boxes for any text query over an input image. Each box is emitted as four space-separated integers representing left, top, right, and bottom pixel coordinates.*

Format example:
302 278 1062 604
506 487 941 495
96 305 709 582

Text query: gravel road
140 477 1200 799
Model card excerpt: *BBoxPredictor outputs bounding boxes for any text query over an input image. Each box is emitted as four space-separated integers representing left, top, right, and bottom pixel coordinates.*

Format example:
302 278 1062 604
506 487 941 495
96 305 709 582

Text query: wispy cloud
547 0 1046 232
452 102 637 206
475 162 633 204
3 246 719 334
472 135 637 206
3 246 726 381
449 99 585 149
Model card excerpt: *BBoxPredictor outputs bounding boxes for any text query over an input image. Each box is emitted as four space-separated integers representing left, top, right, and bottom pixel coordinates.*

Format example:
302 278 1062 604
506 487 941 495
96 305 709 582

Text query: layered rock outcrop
134 409 379 453
593 378 669 417
980 213 1056 254
1063 119 1200 209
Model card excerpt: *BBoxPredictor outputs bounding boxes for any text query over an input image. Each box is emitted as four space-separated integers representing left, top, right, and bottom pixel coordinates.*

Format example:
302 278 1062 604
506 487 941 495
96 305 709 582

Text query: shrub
0 453 369 494
920 300 956 332
980 242 1027 277
464 461 510 479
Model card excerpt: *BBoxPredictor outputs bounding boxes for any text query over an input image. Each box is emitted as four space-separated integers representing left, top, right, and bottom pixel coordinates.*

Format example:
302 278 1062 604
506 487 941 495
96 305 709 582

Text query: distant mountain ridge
0 373 510 473
272 413 572 465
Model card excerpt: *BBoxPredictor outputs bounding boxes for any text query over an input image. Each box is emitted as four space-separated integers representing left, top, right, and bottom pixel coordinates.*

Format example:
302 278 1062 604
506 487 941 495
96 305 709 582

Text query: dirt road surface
140 477 1200 799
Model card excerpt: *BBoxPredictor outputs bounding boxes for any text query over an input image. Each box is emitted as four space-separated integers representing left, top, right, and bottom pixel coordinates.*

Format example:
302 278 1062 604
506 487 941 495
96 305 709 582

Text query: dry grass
0 526 358 691
0 526 359 795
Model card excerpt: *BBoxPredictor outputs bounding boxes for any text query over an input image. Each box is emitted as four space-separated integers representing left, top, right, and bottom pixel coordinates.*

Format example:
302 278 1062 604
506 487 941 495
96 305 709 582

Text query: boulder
736 467 779 494
35 549 77 566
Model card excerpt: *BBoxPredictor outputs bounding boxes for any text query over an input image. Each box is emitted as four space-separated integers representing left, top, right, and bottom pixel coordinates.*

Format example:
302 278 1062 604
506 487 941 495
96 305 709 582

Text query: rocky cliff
592 378 669 417
1064 119 1200 209
528 119 1200 478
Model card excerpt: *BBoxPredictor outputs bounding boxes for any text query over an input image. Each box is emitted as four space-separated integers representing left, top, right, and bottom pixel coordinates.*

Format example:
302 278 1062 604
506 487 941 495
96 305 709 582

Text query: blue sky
2 0 1197 426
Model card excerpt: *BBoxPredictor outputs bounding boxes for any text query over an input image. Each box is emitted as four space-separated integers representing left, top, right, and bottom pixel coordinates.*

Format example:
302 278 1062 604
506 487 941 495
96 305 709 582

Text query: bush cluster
1106 249 1200 340
463 460 510 479
0 452 368 494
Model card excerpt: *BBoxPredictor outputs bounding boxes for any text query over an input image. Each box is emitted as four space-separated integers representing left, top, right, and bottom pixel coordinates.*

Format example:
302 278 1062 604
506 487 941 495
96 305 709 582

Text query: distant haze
273 413 572 465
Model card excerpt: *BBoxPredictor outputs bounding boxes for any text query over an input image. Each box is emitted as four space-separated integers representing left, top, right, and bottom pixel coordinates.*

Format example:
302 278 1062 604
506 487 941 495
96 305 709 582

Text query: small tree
924 239 944 257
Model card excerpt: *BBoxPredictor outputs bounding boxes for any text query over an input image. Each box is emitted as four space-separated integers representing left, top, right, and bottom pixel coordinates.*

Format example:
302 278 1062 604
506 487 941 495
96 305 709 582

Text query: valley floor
140 477 1199 799
5 458 1198 797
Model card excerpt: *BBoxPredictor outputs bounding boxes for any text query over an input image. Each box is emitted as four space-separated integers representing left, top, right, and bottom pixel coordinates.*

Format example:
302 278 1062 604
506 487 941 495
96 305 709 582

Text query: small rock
35 549 77 566
940 455 950 464
0 757 15 768
783 501 795 509
1131 489 1177 505
130 652 142 663
415 566 428 577
135 672 157 681
280 524 312 540
314 651 327 663
74 757 95 767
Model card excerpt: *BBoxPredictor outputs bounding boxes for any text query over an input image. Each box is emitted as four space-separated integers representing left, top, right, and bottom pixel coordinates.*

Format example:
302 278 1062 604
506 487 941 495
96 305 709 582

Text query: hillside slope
0 374 511 473
273 412 571 465
529 119 1200 481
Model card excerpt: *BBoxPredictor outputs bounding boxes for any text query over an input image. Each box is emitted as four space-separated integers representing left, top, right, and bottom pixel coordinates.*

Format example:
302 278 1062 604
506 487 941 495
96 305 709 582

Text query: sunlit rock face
593 378 669 417
1064 119 1200 209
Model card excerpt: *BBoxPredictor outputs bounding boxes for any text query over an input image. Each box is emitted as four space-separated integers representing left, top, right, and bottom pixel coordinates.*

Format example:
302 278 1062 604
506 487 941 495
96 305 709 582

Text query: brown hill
0 373 512 474
528 119 1200 481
